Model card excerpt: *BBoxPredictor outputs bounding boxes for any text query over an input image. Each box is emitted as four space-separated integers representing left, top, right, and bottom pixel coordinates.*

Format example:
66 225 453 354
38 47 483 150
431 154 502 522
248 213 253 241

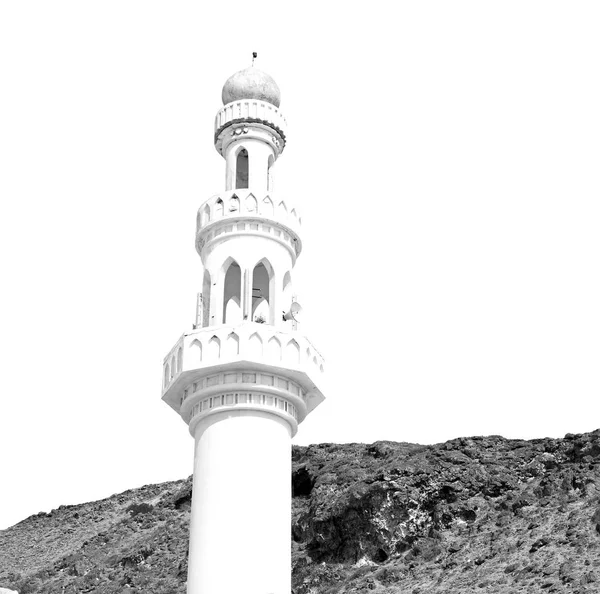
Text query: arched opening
252 260 273 324
225 296 241 324
282 271 292 309
202 204 210 226
202 270 211 327
177 347 183 373
229 194 240 213
236 148 249 189
215 198 224 217
267 154 274 191
223 259 242 324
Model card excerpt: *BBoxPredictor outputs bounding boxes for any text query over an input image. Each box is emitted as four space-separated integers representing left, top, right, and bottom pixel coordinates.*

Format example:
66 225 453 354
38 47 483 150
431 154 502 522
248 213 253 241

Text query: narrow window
252 260 273 323
202 270 211 327
267 154 274 191
223 259 242 324
236 148 249 189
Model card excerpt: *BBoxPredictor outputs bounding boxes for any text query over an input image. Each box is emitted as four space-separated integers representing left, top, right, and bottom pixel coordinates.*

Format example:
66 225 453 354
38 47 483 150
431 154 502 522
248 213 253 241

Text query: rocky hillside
1 430 599 593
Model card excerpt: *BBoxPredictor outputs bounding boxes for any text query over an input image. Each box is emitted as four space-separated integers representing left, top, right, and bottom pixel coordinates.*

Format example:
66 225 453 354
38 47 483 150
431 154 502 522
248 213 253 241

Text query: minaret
161 63 326 594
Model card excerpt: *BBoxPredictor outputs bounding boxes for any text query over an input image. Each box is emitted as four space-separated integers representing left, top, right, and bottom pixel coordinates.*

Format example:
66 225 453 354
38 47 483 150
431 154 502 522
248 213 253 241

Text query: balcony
195 190 302 257
161 323 325 423
214 99 287 151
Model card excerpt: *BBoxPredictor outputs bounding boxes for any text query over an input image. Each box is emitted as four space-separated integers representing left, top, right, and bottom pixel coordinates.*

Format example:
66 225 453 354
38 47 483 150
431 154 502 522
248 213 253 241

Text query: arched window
225 296 241 324
236 148 249 189
202 270 212 327
252 259 273 323
223 259 242 324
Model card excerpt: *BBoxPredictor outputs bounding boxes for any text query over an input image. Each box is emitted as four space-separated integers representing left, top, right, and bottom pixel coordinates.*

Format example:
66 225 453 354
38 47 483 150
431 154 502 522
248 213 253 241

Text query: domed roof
221 67 281 108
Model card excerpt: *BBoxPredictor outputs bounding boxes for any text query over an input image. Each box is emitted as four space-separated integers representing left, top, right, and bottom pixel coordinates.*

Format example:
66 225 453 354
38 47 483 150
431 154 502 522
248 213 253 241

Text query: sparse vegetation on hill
1 430 599 593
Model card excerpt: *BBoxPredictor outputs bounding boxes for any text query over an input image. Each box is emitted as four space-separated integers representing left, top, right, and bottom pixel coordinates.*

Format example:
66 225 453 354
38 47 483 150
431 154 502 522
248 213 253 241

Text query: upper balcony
214 99 287 154
195 190 302 258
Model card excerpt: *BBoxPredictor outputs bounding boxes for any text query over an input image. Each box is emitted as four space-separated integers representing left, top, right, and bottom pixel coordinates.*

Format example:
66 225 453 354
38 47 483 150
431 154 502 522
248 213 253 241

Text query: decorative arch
267 336 282 361
291 208 297 219
245 193 257 213
225 332 240 357
235 147 249 189
248 332 263 358
262 196 274 217
222 258 242 324
229 194 240 213
207 335 221 361
164 363 170 387
177 347 183 373
251 258 275 323
278 201 288 215
170 356 176 379
190 339 202 366
284 339 301 364
215 198 224 217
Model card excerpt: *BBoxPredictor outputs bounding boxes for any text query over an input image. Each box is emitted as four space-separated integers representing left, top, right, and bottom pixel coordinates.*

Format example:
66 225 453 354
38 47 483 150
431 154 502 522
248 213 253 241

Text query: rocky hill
1 430 599 593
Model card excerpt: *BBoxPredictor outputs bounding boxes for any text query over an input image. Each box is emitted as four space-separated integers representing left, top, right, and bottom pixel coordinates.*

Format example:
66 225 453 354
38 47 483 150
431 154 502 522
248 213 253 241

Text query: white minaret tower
161 63 326 594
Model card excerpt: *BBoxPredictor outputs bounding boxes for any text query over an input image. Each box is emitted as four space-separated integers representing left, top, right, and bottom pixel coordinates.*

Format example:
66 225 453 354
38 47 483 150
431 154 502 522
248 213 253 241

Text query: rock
1 430 599 594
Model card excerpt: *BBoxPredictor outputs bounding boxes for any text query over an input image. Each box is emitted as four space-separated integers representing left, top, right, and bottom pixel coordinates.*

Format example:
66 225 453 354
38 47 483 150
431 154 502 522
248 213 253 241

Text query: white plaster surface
161 70 325 594
187 410 292 594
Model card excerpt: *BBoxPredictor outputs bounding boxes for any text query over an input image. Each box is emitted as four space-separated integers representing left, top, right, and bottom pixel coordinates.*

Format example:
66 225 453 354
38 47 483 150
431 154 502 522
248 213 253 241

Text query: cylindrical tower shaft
187 411 291 594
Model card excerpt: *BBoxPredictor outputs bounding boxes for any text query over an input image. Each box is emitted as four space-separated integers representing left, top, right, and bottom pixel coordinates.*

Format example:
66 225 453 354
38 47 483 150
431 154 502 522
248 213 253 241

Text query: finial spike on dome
252 52 257 66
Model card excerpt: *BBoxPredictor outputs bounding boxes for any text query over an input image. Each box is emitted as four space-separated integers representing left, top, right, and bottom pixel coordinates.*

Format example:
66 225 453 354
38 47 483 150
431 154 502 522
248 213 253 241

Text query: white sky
1 2 599 530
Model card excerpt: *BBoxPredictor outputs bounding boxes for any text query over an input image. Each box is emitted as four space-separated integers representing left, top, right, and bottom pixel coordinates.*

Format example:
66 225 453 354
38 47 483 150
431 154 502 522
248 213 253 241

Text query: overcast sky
1 2 599 530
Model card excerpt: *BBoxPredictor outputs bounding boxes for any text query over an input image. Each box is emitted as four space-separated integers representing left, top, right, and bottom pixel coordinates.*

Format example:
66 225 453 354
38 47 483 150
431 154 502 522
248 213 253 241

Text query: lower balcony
161 323 325 422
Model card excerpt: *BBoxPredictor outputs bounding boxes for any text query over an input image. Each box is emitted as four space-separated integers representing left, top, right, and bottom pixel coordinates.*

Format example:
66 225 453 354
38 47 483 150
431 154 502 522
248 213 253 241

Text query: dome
221 67 281 108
